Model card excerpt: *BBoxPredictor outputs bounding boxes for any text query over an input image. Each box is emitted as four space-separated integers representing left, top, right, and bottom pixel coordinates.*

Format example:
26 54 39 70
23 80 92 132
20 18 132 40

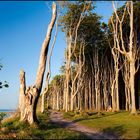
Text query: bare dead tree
19 2 57 124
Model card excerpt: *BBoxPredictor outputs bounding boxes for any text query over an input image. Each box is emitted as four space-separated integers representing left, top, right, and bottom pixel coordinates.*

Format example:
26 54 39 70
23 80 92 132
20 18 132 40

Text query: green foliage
0 81 9 89
63 111 76 118
0 64 2 70
59 1 94 33
63 111 90 120
60 64 66 74
59 1 109 64
0 62 9 89
0 113 6 122
50 74 64 86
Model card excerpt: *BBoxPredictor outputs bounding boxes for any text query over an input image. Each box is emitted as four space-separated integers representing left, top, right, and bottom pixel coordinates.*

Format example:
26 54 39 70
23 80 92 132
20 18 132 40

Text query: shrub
0 113 6 122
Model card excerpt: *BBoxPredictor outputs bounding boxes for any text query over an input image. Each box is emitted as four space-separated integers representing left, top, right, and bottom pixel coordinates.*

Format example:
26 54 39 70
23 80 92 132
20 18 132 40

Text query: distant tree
59 1 110 112
47 74 64 110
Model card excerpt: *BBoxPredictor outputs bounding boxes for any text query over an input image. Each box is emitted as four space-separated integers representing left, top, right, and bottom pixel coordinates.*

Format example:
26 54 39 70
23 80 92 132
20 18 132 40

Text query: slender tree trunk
129 1 137 115
19 70 26 121
89 78 92 110
130 60 137 114
92 76 95 110
41 12 58 113
125 87 129 111
56 91 59 110
41 90 45 113
116 70 120 111
63 86 66 110
103 82 108 111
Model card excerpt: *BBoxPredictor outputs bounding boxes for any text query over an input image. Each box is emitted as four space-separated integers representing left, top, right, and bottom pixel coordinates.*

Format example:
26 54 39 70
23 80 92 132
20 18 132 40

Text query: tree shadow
48 120 121 139
137 111 140 115
102 125 126 139
38 117 61 130
35 119 88 139
72 111 121 123
137 129 140 139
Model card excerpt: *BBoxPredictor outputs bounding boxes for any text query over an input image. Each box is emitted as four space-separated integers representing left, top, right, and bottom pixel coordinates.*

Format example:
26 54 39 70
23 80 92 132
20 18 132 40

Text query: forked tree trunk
19 2 57 124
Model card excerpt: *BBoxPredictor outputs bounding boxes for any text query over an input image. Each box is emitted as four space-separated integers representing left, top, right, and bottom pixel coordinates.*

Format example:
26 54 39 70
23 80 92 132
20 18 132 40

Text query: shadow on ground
34 115 87 139
50 111 118 139
137 129 140 139
71 111 121 123
102 125 126 139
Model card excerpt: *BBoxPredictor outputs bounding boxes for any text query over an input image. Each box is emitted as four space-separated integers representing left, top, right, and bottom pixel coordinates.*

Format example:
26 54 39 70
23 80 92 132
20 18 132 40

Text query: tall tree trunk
19 2 57 124
19 70 26 121
89 78 92 110
56 91 59 110
41 12 58 113
41 90 45 113
130 60 136 114
91 85 95 110
116 69 120 111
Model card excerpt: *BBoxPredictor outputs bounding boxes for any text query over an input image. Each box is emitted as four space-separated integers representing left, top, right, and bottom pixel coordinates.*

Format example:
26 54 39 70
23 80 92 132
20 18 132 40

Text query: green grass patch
0 111 87 139
63 110 140 139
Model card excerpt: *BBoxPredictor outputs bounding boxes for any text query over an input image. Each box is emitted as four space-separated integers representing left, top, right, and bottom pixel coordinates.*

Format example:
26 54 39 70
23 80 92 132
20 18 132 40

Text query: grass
0 112 87 139
63 110 140 139
0 112 6 122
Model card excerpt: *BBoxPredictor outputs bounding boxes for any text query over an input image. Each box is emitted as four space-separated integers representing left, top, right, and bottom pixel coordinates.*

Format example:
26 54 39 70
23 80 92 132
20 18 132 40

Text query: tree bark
130 60 137 114
19 70 26 121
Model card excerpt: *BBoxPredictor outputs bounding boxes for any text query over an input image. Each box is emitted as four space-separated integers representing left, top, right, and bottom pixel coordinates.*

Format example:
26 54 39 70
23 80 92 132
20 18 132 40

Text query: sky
0 1 124 109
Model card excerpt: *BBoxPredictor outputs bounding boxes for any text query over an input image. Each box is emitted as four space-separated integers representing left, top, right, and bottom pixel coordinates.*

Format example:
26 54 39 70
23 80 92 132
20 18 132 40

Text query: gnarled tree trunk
19 2 57 124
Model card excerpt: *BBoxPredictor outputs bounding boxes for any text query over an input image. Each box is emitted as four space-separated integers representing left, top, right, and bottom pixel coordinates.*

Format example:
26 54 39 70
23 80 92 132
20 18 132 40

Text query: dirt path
49 111 118 139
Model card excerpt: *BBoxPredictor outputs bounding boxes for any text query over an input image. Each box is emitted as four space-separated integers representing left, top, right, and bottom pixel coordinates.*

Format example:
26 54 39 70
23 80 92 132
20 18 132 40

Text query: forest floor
49 110 117 139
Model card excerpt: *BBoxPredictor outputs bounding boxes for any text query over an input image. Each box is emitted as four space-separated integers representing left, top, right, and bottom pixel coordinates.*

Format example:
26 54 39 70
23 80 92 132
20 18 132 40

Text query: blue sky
0 1 124 109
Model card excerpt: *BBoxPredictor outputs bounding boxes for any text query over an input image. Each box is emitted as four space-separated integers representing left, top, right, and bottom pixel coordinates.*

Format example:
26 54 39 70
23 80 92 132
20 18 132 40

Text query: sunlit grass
63 110 140 139
0 112 87 139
